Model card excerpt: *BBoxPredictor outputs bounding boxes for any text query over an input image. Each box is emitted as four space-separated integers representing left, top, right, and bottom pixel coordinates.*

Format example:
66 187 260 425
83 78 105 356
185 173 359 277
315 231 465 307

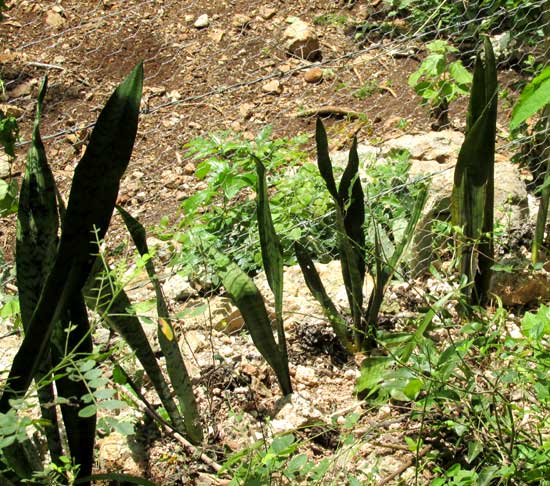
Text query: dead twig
26 61 65 70
292 105 366 119
375 445 431 486
380 83 397 98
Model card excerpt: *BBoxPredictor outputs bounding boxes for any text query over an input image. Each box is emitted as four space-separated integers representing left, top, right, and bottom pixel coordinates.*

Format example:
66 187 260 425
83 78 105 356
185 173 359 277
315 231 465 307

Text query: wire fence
1 0 549 290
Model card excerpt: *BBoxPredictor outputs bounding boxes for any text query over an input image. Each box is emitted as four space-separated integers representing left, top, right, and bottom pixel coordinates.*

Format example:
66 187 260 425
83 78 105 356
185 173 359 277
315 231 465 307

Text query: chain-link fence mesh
1 0 549 292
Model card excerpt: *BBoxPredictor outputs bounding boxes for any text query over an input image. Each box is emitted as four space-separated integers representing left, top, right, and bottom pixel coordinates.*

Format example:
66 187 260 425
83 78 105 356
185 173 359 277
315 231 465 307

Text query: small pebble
262 79 283 94
304 67 323 83
194 14 209 28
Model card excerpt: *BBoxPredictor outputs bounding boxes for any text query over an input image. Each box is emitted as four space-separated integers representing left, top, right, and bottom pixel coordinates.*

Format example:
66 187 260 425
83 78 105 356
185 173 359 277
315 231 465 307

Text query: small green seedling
408 40 472 129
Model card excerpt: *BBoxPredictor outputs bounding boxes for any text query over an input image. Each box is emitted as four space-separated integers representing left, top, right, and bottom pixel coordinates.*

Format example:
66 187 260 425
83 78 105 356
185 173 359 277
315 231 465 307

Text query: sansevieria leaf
294 241 353 352
367 184 428 331
451 38 497 305
14 76 64 465
213 250 292 395
117 206 203 444
255 159 289 380
83 257 186 436
315 119 366 347
0 62 143 410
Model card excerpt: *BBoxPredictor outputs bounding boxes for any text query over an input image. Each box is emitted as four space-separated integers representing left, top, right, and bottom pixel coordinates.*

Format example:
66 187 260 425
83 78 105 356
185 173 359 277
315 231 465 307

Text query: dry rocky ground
0 1 543 485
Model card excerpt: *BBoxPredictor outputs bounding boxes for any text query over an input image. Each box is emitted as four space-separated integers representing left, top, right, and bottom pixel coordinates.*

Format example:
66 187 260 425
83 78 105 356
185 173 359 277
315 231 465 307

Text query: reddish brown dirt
1 0 522 248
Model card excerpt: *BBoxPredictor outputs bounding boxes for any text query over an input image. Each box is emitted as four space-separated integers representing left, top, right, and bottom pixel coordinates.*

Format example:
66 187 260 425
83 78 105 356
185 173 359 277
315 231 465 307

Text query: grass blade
117 206 203 444
0 62 143 410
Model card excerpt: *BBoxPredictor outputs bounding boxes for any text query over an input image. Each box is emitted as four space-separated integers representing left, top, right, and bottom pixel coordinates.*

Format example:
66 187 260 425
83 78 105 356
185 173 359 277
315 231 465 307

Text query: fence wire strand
1 0 549 285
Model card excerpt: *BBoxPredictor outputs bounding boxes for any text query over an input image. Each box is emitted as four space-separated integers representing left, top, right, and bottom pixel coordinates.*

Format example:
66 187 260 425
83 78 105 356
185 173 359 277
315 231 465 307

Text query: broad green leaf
466 440 483 464
270 434 295 454
78 360 96 373
111 420 135 436
286 453 309 475
355 356 393 396
510 66 550 130
521 305 550 340
92 389 115 400
78 405 97 418
98 399 127 411
449 61 473 85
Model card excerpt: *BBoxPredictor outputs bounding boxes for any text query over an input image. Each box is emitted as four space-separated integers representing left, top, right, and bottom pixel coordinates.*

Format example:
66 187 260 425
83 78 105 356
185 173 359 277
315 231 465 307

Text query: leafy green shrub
169 128 335 277
220 432 353 485
169 128 426 287
409 40 472 129
358 285 550 482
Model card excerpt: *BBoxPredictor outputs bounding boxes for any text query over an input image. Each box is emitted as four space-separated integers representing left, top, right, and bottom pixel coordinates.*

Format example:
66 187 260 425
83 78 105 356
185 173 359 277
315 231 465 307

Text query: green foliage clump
357 288 550 482
0 112 18 159
409 40 472 129
295 119 428 352
384 0 546 51
169 127 335 277
220 433 345 485
363 148 426 271
313 13 348 26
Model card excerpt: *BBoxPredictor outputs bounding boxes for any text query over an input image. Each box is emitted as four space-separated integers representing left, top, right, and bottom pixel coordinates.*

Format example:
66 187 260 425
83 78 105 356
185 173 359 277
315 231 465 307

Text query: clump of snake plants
295 119 428 352
0 64 201 485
